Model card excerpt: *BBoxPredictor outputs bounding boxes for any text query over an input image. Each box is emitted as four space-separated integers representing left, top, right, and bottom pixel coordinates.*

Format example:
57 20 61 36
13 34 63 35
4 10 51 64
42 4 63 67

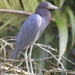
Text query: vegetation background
0 0 75 75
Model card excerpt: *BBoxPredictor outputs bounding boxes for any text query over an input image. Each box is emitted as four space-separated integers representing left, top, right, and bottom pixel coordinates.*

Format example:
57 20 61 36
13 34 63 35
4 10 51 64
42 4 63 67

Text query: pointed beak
48 4 64 11
58 8 64 11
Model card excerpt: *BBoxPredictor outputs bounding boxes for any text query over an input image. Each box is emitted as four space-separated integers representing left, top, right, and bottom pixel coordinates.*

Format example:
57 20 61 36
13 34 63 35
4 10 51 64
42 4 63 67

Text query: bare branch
44 68 75 75
0 9 32 15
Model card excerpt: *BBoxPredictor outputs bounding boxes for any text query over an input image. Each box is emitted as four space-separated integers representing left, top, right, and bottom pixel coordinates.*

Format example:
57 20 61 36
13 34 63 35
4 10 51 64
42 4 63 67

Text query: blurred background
0 0 75 75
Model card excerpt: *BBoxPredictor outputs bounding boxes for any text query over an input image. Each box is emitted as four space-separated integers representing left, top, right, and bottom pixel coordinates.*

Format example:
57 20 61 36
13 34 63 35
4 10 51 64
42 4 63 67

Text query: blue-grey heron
10 2 61 59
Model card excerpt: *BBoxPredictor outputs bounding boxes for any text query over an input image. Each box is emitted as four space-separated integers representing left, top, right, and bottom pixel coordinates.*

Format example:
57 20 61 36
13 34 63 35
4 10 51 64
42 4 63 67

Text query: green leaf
1 0 11 8
21 0 31 11
54 14 68 61
27 0 39 12
54 0 60 6
66 7 75 47
9 0 22 9
0 16 18 31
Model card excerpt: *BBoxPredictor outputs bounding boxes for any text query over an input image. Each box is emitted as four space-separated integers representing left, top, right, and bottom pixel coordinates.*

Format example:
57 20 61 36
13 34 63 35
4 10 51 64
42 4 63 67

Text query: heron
10 1 62 59
10 1 64 73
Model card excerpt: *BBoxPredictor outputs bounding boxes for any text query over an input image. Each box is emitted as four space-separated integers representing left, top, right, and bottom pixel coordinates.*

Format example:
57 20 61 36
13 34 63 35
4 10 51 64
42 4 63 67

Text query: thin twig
0 9 32 15
44 68 75 75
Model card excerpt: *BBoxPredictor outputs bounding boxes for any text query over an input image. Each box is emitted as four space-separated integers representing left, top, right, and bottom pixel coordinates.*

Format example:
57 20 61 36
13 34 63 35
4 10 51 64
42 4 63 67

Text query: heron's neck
35 8 51 23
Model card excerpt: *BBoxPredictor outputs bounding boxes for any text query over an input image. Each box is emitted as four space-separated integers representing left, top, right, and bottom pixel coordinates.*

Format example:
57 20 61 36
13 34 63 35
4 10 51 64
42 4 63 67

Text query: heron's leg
29 45 34 74
24 46 30 73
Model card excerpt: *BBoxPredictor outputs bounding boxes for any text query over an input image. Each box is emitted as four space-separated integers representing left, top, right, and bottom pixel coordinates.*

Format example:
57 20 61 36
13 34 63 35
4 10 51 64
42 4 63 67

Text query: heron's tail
10 49 20 59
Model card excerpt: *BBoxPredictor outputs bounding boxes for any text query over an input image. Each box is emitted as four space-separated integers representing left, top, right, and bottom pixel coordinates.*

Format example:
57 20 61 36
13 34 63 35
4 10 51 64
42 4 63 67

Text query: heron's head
37 2 62 11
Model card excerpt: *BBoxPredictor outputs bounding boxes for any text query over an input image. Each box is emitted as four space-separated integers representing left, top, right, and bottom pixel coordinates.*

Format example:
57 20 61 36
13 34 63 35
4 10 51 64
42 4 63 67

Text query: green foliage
66 7 75 47
0 0 40 37
54 13 68 61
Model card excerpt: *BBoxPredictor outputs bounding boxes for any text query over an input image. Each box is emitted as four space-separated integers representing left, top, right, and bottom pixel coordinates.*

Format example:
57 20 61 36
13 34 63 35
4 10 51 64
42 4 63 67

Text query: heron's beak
58 8 64 11
48 4 64 11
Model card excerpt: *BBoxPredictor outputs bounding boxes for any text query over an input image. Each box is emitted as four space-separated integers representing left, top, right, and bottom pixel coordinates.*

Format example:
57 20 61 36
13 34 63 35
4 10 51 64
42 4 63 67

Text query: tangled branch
0 37 75 75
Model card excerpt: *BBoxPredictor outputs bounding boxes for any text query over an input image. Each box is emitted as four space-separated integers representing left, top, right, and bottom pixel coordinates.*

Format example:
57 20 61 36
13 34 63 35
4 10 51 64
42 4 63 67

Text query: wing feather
10 14 42 58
